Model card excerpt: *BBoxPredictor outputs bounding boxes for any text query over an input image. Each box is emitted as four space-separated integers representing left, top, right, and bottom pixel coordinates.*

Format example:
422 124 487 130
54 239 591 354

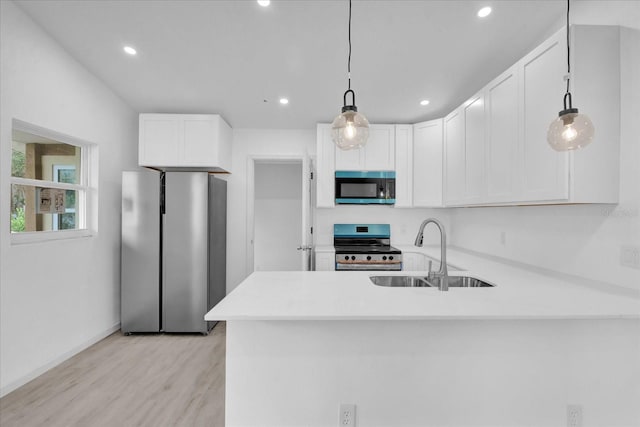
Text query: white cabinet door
486 66 520 203
364 125 395 170
464 93 486 204
139 115 180 167
315 252 335 271
316 124 335 208
335 145 363 171
519 30 569 202
444 108 465 205
394 125 413 208
413 119 443 207
181 116 216 166
335 124 395 171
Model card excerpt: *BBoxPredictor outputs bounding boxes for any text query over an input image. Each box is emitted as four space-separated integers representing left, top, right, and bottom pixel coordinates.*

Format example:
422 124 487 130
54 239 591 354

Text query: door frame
246 154 311 276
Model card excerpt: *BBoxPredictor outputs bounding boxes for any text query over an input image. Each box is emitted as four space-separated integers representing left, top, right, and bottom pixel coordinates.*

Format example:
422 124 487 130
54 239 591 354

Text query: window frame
10 119 98 244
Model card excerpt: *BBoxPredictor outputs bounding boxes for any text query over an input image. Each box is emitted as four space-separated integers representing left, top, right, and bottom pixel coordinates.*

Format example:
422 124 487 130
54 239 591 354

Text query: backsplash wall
314 206 451 247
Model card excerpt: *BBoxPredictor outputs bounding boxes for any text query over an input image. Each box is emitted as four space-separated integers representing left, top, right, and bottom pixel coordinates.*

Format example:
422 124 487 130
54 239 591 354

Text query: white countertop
206 246 640 321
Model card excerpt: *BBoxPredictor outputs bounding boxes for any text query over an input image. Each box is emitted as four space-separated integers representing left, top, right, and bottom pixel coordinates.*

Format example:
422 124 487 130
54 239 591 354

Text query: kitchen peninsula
206 247 640 426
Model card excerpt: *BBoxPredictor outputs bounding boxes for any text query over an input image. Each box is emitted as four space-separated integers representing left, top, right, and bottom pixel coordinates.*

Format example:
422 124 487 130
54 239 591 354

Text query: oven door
335 171 395 204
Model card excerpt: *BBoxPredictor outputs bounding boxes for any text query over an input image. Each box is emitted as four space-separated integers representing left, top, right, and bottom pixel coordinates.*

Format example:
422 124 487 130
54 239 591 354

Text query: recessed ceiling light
420 100 430 106
477 6 492 18
279 98 289 105
123 46 137 55
257 0 270 6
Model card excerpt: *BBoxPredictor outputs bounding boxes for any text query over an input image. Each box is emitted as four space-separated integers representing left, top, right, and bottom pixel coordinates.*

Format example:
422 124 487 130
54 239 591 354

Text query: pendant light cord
565 0 571 96
348 0 352 91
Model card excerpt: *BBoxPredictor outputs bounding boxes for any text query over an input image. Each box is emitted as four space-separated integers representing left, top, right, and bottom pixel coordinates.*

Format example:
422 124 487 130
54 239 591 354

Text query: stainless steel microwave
335 171 396 205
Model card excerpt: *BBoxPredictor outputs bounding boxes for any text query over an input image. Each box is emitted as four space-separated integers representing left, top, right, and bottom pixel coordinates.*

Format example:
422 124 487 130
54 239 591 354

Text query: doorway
248 158 311 273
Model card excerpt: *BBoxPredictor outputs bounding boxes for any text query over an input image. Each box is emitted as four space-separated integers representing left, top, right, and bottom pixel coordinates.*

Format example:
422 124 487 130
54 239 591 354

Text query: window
10 119 97 243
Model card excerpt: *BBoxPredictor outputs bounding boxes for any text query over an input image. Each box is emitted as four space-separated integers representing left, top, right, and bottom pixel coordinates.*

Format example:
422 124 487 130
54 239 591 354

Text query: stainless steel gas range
334 224 402 271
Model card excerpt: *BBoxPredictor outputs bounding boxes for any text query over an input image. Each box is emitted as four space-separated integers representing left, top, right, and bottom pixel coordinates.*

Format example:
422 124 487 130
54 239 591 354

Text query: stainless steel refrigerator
121 170 227 334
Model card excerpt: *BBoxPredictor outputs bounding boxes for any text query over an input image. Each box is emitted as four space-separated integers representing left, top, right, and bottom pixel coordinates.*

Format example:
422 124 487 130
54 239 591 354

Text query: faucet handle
427 260 433 278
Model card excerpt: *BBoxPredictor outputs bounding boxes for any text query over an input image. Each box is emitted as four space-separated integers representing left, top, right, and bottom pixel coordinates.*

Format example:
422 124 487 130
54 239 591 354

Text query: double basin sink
370 275 495 288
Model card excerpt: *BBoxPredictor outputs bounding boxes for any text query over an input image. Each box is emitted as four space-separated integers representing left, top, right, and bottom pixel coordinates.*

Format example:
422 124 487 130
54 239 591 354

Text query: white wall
0 1 137 396
449 3 640 290
227 129 315 291
254 162 302 271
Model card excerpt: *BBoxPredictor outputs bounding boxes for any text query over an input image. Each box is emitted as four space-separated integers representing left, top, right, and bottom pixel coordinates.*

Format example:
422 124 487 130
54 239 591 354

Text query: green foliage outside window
11 149 25 178
11 207 26 232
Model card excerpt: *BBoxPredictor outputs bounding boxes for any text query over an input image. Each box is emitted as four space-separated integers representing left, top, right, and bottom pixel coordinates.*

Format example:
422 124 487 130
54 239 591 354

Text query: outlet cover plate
339 403 356 426
621 246 640 269
567 404 583 427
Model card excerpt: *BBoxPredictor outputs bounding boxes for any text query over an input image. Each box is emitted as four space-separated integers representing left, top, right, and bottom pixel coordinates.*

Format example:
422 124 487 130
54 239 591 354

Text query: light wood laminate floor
0 322 226 427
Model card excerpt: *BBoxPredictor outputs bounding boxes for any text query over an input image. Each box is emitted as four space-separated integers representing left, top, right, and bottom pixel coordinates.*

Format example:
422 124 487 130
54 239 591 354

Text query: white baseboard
0 323 121 398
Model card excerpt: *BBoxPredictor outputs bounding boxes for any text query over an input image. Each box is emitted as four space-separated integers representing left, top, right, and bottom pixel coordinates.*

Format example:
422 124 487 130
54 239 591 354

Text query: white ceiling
15 0 567 129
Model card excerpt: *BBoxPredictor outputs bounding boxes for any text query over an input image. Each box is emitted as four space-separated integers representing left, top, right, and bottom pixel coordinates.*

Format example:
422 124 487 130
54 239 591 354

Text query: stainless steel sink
426 276 495 288
370 275 495 288
370 275 434 287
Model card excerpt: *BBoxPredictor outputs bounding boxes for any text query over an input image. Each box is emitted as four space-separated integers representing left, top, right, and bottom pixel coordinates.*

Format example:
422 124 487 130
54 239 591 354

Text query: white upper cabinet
517 25 620 204
565 25 620 204
334 140 362 171
139 116 180 166
442 25 620 207
412 119 443 207
445 95 485 207
519 31 569 202
393 125 413 208
334 124 396 171
444 108 465 206
463 93 486 204
316 124 336 208
139 114 232 172
485 65 520 203
363 125 396 170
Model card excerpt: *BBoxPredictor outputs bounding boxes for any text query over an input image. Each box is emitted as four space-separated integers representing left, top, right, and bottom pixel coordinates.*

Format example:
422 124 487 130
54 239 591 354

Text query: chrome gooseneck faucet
414 218 449 291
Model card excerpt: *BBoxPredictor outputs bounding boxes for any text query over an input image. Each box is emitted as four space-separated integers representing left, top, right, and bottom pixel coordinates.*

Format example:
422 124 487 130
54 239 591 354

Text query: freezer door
208 176 227 322
163 172 209 333
121 170 161 333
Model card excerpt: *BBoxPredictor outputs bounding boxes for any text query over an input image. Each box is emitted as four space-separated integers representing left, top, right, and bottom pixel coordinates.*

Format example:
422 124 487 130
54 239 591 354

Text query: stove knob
351 256 356 261
382 256 387 261
344 256 349 261
366 256 372 261
389 256 394 261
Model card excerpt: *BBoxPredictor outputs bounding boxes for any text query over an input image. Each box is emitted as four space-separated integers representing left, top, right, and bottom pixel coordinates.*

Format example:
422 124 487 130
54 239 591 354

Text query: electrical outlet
620 245 640 269
339 403 356 426
567 404 582 427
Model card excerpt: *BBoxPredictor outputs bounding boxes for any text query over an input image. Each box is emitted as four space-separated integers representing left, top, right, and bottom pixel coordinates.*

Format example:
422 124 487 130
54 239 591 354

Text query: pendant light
331 0 369 150
547 0 594 151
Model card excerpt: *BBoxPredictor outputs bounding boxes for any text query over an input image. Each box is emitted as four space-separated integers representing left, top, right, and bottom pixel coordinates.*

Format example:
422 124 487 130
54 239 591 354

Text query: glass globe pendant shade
547 108 594 151
331 108 370 150
331 89 369 150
